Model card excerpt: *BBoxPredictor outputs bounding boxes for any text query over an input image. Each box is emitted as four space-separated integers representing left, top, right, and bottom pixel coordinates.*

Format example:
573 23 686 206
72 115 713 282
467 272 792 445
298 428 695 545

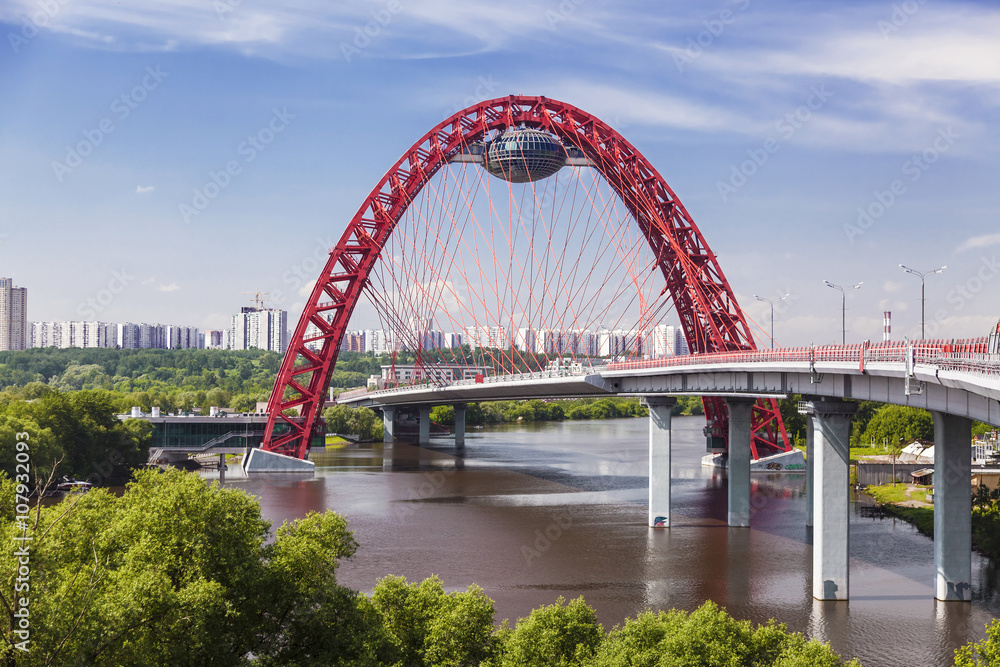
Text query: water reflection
220 417 999 666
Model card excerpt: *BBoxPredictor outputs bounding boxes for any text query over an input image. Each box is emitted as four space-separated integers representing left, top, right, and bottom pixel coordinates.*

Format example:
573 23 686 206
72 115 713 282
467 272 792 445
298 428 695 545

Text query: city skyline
1 1 998 347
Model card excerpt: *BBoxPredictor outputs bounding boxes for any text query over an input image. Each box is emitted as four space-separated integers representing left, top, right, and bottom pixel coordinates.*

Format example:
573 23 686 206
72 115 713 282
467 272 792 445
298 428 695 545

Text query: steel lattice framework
262 95 790 459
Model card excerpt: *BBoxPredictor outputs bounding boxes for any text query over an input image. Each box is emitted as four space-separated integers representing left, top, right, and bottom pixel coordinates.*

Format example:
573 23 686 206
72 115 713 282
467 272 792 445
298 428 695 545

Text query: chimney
883 311 891 342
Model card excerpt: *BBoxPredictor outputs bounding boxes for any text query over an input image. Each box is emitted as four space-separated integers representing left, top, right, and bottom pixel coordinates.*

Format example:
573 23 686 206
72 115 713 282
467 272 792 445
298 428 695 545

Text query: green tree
370 575 496 667
324 404 354 435
849 400 883 447
592 601 858 667
860 405 934 448
0 468 365 666
0 414 62 480
490 596 603 667
955 619 1000 666
351 407 378 441
430 405 456 426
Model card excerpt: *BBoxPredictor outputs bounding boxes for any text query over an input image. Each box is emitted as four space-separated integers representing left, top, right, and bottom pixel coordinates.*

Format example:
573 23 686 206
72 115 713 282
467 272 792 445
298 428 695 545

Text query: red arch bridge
246 95 1000 603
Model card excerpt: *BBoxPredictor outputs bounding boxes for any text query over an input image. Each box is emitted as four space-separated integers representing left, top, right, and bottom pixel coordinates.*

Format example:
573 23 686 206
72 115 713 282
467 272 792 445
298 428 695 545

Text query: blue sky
1 0 998 347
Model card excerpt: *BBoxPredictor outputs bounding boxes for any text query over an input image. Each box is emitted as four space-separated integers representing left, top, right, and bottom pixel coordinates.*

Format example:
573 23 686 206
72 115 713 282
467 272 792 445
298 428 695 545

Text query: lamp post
753 293 788 349
899 264 947 340
823 280 863 345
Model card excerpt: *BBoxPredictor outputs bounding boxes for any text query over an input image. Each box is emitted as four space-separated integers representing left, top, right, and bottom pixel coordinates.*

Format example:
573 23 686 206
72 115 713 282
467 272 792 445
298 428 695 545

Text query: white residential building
231 307 287 353
463 325 509 350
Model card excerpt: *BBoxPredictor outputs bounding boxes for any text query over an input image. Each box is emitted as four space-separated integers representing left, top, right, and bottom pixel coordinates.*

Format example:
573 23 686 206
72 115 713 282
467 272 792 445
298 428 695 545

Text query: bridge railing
342 338 997 401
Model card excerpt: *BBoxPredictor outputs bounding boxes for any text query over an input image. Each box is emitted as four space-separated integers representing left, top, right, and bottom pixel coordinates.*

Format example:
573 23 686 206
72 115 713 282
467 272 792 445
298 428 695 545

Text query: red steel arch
263 95 790 459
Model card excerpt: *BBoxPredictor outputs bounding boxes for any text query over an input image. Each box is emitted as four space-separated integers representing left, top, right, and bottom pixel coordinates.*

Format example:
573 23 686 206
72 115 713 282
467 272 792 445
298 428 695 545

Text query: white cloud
136 184 155 193
955 232 1000 254
298 279 317 298
883 280 904 293
157 282 180 292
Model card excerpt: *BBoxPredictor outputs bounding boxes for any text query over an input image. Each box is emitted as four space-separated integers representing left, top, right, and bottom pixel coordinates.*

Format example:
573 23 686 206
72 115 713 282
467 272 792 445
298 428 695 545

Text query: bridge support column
806 416 815 527
382 407 396 443
419 407 431 445
454 404 466 447
647 396 676 527
726 397 756 527
933 411 972 601
803 398 856 601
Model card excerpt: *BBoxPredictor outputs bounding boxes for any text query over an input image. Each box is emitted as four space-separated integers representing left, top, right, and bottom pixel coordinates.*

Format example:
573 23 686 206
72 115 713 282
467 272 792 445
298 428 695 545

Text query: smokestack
883 311 891 342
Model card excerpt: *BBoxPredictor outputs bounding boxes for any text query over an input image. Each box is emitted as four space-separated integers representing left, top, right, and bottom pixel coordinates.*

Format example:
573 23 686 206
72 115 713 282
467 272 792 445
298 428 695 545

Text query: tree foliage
955 619 1000 666
0 468 871 666
0 388 152 481
323 405 383 441
592 601 860 667
860 405 933 449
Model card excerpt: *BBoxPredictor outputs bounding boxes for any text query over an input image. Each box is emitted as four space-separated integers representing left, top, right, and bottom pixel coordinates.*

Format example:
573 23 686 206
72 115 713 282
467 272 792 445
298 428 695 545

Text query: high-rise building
231 307 287 353
0 278 27 351
30 322 58 348
204 329 227 349
165 324 200 349
463 325 508 350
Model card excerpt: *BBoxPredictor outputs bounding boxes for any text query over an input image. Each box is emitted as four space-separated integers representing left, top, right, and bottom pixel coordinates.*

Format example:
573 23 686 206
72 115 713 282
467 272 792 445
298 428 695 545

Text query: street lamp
899 264 947 340
753 293 788 349
823 280 863 345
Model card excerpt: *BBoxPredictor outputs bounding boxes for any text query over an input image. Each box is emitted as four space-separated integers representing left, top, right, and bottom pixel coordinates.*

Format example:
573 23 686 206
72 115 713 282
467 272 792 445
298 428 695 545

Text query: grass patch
325 435 352 447
850 445 895 458
866 483 934 538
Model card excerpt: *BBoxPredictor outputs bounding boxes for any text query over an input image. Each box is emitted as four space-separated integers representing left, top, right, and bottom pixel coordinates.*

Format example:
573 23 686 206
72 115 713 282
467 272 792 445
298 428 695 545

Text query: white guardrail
339 338 1000 402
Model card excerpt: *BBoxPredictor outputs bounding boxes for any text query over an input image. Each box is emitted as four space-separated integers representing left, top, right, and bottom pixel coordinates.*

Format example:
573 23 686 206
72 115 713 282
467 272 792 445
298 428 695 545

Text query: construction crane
241 290 271 310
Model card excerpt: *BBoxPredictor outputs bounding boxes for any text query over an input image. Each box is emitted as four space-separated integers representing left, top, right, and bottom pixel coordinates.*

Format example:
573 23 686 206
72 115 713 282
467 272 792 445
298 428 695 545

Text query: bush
593 601 859 667
489 596 603 667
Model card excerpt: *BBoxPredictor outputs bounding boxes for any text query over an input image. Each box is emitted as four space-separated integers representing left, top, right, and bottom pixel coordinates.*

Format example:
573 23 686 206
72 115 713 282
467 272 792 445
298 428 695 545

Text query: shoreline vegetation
863 482 1000 560
1 468 866 666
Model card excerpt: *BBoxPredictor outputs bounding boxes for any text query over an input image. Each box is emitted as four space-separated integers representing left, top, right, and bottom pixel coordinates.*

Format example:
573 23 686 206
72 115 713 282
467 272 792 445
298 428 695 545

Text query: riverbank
864 483 934 538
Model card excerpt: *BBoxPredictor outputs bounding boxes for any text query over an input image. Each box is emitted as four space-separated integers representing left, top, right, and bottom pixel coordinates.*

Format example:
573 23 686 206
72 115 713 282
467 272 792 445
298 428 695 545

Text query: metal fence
855 462 929 487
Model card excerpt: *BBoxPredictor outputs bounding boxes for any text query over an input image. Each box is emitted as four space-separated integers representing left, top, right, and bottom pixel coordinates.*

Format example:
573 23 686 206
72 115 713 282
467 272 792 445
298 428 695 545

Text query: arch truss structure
263 95 790 460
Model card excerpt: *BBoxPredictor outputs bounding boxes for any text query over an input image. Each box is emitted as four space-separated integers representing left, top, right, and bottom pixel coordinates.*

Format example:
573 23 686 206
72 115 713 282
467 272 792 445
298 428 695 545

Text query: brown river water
213 416 1000 666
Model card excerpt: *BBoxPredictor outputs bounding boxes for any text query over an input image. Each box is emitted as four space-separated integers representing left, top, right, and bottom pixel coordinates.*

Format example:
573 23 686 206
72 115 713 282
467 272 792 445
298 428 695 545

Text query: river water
218 416 1000 666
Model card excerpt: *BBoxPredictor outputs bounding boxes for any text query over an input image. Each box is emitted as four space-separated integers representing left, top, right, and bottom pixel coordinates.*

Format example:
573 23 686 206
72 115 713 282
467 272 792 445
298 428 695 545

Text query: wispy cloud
136 184 155 193
956 232 1000 254
157 282 180 292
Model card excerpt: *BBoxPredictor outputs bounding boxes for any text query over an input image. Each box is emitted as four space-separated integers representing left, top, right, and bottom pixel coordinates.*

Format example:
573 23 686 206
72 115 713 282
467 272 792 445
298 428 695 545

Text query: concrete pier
242 447 316 473
418 406 431 445
455 404 466 447
382 407 396 443
803 399 855 601
726 397 756 527
933 411 972 601
806 417 815 527
647 397 676 527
